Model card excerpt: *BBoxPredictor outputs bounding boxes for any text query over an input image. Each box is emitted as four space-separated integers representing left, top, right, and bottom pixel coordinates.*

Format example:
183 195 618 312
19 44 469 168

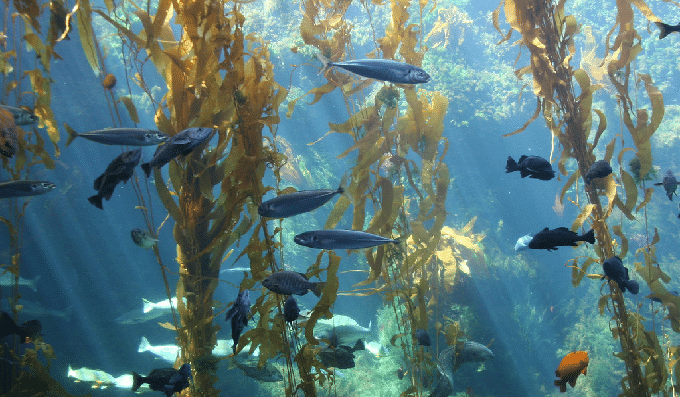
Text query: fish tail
65 124 79 147
131 372 143 392
317 53 332 75
313 281 326 297
138 336 151 353
655 22 671 39
28 275 41 292
554 379 567 393
581 228 595 244
505 156 518 173
87 194 104 210
141 163 152 178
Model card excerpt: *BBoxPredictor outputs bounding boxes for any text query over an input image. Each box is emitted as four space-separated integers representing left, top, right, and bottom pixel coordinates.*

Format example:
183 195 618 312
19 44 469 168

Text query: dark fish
0 108 18 158
132 363 192 396
131 228 158 249
584 160 612 185
141 127 215 177
283 296 300 323
318 54 430 84
0 311 41 343
651 290 680 303
415 329 431 346
431 341 494 397
262 271 326 297
505 155 555 181
527 227 595 251
0 105 39 126
88 149 141 209
654 170 679 201
233 359 283 382
294 229 399 250
67 127 169 147
258 185 344 218
655 21 680 39
317 339 365 369
396 367 406 380
554 351 588 392
602 256 639 294
0 180 56 198
225 290 250 353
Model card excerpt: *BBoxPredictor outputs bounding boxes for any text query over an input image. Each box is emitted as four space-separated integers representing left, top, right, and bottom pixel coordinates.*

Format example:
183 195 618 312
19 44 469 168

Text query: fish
584 160 612 185
311 314 372 346
283 296 300 323
364 340 389 357
650 290 680 303
514 234 533 252
505 155 555 180
66 127 169 147
396 367 406 380
0 272 41 292
68 365 117 388
258 184 344 218
115 308 167 325
294 229 399 250
14 300 73 321
431 341 495 397
143 297 181 313
0 180 55 198
415 329 431 346
654 170 679 201
317 339 365 369
602 256 639 294
655 21 680 39
554 351 589 392
0 108 18 158
317 54 430 84
138 336 255 363
0 105 39 126
225 290 250 353
88 149 141 209
526 227 595 251
102 73 117 90
0 311 41 343
141 127 215 177
131 228 159 249
232 358 283 382
262 270 326 297
132 363 191 396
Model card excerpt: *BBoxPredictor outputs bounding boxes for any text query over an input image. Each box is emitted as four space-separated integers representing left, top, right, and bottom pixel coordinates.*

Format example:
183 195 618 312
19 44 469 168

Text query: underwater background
2 0 680 396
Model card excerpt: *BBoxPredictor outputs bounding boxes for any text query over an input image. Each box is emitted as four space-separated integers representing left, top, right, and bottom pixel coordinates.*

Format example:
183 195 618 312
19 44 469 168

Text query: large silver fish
430 341 494 397
232 358 283 382
66 127 169 147
294 229 399 250
318 54 430 84
0 272 41 292
15 300 73 321
0 105 39 126
310 314 372 346
141 127 215 177
258 185 344 218
0 180 55 198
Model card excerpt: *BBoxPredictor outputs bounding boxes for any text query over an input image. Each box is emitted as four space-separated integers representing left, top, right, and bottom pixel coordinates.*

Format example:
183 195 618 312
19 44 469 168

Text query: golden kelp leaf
598 294 610 315
390 333 407 347
168 160 182 194
503 98 540 137
619 169 638 212
612 225 628 259
590 109 607 151
560 171 579 204
635 187 653 212
568 256 598 287
571 204 595 231
119 96 140 124
158 322 178 331
154 168 184 224
75 0 100 73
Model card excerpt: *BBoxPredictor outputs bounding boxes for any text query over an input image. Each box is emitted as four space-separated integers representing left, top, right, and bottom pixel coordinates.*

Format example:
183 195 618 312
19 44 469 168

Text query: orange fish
554 351 589 392
102 73 116 90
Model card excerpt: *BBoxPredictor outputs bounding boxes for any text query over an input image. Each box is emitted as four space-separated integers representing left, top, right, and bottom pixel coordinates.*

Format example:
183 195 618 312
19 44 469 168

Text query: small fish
232 359 283 382
584 160 612 185
654 170 679 201
225 290 250 353
514 234 533 252
0 108 18 158
141 127 215 177
527 227 595 251
283 296 300 323
317 54 430 84
88 149 141 209
602 256 639 294
67 127 169 147
505 155 555 180
132 363 191 396
655 21 680 39
554 351 588 392
0 272 41 292
294 229 399 250
262 271 326 297
415 329 431 346
0 105 39 126
258 185 344 218
396 367 407 380
102 73 117 90
131 228 158 249
0 180 55 198
0 311 41 343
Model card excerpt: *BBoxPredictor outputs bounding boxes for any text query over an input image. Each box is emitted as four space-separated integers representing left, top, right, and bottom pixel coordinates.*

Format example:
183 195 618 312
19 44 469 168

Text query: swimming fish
654 170 679 201
0 108 18 158
415 329 431 346
655 21 680 39
294 229 399 250
225 289 250 353
602 256 639 294
584 160 612 185
317 339 365 369
67 365 117 388
67 127 169 147
262 271 326 297
0 272 41 292
132 363 191 396
258 185 344 218
143 297 183 313
0 180 55 198
317 54 430 84
102 73 117 90
505 155 555 181
514 234 533 252
141 127 215 177
232 358 283 382
131 228 158 249
527 227 595 251
15 300 73 321
138 336 180 363
0 311 41 343
554 351 589 392
0 105 39 126
283 296 300 323
312 314 372 347
88 149 141 209
432 341 495 396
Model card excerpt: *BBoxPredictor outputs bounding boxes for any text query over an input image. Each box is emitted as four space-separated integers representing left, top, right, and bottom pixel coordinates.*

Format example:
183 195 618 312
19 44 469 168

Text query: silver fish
514 234 533 252
258 185 344 218
431 341 494 397
141 127 215 177
131 228 158 249
114 308 167 325
232 359 283 382
0 272 41 292
294 229 399 250
0 105 39 126
311 314 372 346
318 54 430 84
66 127 169 147
0 180 55 198
262 271 325 297
15 300 73 321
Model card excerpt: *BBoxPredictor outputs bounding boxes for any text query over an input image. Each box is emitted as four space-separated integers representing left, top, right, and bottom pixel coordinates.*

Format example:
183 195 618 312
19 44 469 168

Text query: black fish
602 256 639 294
131 228 158 249
527 227 595 251
225 290 250 353
584 160 612 185
258 185 344 218
505 155 555 181
262 271 326 297
67 127 169 147
132 363 191 396
0 311 41 343
88 149 141 209
283 296 300 323
415 329 431 346
0 180 55 198
294 229 399 250
655 21 680 39
317 339 365 369
141 127 215 177
318 54 430 84
654 170 679 201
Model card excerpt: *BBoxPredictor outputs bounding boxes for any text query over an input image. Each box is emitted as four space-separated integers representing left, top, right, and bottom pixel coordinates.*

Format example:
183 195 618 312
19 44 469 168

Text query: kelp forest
1 0 680 395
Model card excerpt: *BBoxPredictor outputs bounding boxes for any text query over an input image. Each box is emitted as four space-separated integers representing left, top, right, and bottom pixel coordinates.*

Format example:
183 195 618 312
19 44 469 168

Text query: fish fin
138 336 150 352
519 169 530 178
65 125 79 147
87 195 103 209
142 298 154 313
141 163 152 178
554 379 567 392
224 306 237 322
582 229 595 244
653 182 664 186
582 367 587 376
656 22 670 39
28 275 40 292
131 372 143 391
313 281 326 297
316 53 332 75
568 377 577 388
505 156 518 173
